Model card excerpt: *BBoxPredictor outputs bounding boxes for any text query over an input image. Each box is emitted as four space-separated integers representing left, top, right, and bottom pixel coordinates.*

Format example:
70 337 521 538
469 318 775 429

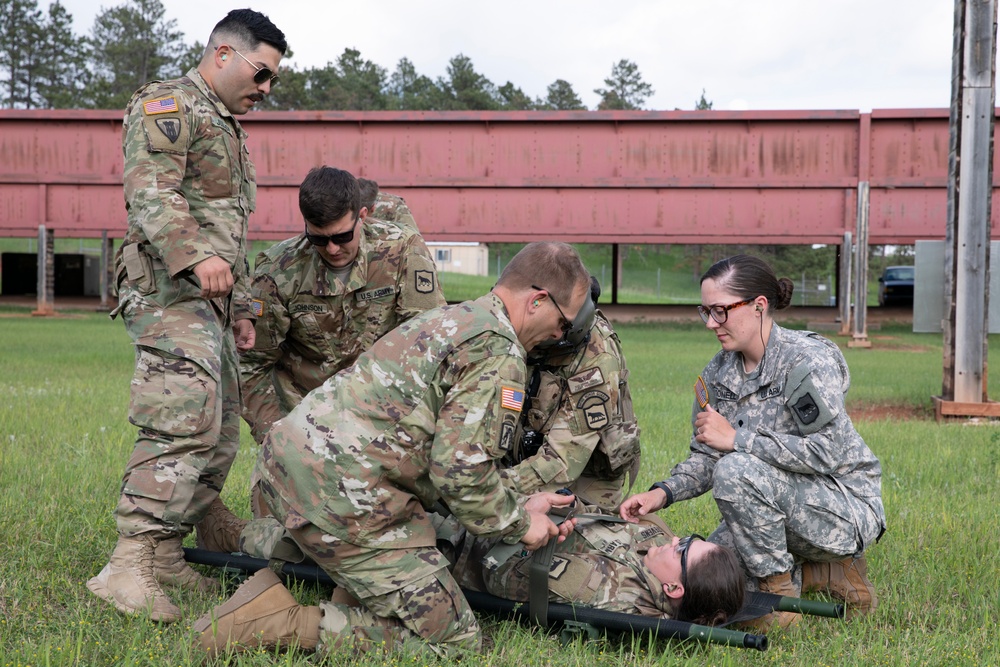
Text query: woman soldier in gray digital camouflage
620 255 886 630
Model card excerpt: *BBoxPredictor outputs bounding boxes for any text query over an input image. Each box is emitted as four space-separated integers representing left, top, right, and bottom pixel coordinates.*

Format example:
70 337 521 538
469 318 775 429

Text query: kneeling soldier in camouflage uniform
196 166 444 554
193 242 592 658
621 255 886 630
501 277 641 511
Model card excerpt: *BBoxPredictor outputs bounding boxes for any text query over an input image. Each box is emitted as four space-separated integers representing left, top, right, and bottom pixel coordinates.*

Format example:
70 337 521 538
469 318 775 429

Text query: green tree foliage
695 88 713 110
540 79 585 110
0 0 88 108
434 54 499 110
385 57 438 110
87 0 186 109
497 81 537 110
594 59 654 110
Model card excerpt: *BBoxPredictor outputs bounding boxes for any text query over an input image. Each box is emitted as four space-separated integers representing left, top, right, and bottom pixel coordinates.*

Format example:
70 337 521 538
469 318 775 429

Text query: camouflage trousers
261 484 481 657
114 275 241 538
709 452 884 579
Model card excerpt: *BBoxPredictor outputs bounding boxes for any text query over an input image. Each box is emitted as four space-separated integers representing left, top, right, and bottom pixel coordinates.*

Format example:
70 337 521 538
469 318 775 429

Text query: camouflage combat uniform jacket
258 293 532 552
118 68 255 327
371 192 417 230
240 220 444 443
501 312 641 510
659 324 886 552
474 514 676 618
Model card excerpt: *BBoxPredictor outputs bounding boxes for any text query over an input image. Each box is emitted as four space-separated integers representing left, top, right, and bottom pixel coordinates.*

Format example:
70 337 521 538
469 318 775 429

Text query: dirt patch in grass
867 335 935 353
848 402 930 421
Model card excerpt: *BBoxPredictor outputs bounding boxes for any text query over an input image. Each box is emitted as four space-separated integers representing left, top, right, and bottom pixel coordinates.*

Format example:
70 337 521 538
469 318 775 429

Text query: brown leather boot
196 498 248 554
193 568 321 659
153 536 219 593
801 555 877 618
87 534 182 623
740 571 801 632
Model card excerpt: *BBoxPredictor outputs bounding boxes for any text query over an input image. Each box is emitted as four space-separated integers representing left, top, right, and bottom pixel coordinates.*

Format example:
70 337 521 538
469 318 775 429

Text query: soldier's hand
192 256 234 299
694 404 736 452
233 319 256 352
520 512 560 551
619 489 666 523
523 491 574 515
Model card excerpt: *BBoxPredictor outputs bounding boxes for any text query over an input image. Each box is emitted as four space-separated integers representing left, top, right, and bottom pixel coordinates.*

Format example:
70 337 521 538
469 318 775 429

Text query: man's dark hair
677 544 746 626
209 9 287 55
358 178 379 213
299 167 360 227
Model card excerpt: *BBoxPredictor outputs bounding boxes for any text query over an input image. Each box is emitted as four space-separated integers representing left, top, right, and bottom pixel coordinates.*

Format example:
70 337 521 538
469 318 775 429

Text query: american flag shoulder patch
500 386 524 412
143 96 179 115
250 299 264 318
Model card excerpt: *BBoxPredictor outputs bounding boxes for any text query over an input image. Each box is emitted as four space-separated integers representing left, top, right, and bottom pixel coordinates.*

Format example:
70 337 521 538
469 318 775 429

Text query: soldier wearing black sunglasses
197 166 446 559
89 9 288 624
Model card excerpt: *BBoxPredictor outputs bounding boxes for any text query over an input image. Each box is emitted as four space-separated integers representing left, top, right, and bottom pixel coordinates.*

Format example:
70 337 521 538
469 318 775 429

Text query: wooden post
611 243 620 305
848 183 871 348
935 0 1000 419
32 225 55 316
100 231 114 310
838 231 853 336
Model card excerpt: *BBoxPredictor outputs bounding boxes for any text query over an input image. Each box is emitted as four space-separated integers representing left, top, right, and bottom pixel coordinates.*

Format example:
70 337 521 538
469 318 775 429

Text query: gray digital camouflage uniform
240 219 444 444
256 293 533 656
112 68 255 537
656 324 886 579
501 312 641 510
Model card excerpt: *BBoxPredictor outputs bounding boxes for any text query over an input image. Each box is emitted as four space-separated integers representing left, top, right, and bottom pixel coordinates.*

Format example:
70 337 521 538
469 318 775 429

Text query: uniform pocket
128 346 215 436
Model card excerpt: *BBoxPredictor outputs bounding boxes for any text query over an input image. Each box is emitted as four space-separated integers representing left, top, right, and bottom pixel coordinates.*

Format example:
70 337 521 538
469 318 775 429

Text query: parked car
878 265 915 307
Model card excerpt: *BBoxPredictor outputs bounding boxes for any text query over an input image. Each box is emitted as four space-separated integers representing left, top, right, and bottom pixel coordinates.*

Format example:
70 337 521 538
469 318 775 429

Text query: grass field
1 305 998 666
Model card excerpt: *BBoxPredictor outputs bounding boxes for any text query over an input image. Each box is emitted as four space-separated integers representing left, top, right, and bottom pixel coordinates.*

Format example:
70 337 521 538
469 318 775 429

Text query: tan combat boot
801 555 877 618
740 571 801 632
87 534 182 623
154 536 220 593
196 498 248 554
193 568 321 659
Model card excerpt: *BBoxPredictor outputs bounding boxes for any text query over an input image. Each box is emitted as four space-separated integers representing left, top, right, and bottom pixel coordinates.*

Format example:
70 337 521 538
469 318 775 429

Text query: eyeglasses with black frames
697 299 754 324
530 285 572 333
304 217 359 247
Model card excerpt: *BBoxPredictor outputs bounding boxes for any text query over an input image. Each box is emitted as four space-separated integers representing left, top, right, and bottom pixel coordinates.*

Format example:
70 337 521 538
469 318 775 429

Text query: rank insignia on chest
250 299 264 318
143 96 178 115
500 386 525 412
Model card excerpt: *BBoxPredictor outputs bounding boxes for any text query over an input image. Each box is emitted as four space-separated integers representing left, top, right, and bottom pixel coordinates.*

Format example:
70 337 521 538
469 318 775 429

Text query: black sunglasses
531 285 572 333
229 46 280 86
678 533 704 592
304 218 359 247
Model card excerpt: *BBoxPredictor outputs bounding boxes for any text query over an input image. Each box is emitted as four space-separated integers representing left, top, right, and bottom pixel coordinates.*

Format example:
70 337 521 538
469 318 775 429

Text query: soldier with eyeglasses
620 255 886 631
87 9 287 623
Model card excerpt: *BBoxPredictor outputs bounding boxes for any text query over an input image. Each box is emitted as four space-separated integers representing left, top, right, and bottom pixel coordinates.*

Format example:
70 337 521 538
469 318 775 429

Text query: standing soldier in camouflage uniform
196 167 443 555
501 277 641 511
87 9 287 623
620 255 886 630
193 242 592 659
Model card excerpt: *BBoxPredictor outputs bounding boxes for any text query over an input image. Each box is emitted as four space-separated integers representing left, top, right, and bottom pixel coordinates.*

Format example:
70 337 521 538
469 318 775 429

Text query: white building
427 242 489 276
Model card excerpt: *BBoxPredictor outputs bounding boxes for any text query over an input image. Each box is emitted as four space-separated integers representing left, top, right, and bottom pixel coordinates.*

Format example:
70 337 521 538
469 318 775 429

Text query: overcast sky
60 0 957 112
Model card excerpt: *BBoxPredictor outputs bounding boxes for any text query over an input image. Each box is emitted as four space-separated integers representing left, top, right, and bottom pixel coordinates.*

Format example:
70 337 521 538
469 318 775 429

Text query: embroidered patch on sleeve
250 299 264 318
414 269 435 293
694 375 709 409
500 386 525 412
143 96 179 115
